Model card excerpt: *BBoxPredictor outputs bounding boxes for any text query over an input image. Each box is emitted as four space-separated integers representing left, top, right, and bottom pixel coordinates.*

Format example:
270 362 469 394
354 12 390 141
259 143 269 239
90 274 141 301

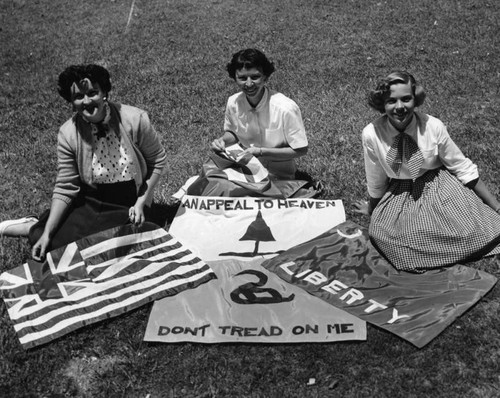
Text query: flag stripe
80 227 170 260
91 249 199 282
86 240 185 276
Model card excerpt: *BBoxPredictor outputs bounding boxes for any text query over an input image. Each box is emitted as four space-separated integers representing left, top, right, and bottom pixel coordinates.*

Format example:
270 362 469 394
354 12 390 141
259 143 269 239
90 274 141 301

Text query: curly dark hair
226 49 275 79
57 64 112 102
368 71 426 113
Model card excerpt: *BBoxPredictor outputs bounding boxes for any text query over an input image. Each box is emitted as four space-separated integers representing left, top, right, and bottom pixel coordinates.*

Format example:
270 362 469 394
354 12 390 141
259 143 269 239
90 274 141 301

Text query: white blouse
362 111 478 198
224 88 308 179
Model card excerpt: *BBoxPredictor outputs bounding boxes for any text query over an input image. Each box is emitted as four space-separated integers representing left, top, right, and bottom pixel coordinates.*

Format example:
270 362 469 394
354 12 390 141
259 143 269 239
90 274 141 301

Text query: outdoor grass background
1 0 499 397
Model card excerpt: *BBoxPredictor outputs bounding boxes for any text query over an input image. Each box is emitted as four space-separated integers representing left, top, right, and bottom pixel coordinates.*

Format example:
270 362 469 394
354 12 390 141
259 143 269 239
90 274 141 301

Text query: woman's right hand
32 233 51 262
211 137 226 152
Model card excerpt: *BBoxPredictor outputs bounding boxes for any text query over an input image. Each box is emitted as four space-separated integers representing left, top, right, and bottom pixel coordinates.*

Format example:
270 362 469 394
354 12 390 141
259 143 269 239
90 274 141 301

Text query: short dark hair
226 49 275 79
57 64 112 102
368 71 426 113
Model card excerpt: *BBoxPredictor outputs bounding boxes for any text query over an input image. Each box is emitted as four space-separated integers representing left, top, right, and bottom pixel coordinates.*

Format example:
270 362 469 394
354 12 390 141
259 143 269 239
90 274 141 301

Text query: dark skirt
369 167 500 272
28 180 145 251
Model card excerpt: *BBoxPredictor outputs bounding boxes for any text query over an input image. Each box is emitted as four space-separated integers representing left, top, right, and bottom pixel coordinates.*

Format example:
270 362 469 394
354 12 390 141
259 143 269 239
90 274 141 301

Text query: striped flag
0 222 216 349
215 144 270 184
174 144 289 198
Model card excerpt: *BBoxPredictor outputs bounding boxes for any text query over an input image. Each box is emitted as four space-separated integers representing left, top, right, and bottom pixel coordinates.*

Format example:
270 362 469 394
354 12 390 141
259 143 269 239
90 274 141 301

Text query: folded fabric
176 144 321 199
211 145 270 184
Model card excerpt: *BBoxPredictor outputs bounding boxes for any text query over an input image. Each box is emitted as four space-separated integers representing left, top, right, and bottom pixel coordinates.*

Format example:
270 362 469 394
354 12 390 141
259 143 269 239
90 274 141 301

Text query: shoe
0 216 38 237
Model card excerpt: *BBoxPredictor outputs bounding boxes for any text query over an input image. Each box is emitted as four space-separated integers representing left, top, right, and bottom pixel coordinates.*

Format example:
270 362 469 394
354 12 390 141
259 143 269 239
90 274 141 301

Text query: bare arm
130 172 162 225
244 145 308 160
473 178 500 212
32 198 70 261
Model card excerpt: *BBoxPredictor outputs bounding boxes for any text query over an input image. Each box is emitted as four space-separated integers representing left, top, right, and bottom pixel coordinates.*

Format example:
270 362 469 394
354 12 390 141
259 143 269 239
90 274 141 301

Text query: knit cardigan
53 102 167 206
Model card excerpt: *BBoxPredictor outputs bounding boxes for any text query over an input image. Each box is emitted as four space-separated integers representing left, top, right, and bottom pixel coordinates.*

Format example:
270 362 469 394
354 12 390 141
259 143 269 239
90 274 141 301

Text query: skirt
369 167 500 272
28 180 143 251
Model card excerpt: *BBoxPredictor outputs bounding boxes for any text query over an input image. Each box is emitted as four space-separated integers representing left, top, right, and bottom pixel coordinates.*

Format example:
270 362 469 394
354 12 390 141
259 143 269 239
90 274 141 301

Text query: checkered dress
369 167 500 272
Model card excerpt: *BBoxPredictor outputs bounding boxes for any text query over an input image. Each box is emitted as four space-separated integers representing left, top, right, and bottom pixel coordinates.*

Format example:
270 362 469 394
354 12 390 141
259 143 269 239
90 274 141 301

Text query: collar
242 87 269 112
385 113 418 140
87 102 111 139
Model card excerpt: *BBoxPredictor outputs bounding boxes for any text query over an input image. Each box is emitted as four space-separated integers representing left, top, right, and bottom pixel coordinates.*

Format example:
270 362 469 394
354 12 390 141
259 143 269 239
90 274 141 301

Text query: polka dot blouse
90 105 134 184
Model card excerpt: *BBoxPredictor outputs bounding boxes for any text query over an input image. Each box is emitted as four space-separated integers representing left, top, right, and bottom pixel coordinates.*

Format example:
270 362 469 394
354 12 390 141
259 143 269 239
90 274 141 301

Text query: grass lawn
1 0 499 397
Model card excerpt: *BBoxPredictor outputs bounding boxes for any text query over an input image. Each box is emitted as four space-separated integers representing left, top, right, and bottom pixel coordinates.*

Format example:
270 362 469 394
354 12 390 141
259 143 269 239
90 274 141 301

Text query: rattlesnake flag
145 258 366 344
0 223 216 349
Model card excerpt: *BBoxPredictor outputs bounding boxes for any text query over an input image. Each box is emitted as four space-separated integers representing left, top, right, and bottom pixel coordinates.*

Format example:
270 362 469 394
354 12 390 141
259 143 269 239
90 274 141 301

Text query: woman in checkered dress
353 71 500 272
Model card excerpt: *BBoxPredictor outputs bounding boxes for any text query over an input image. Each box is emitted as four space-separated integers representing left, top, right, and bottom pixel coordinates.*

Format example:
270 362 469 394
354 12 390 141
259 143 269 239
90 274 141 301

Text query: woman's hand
211 138 226 152
32 233 51 262
129 203 146 226
211 132 239 152
31 198 69 261
242 145 263 157
353 200 371 216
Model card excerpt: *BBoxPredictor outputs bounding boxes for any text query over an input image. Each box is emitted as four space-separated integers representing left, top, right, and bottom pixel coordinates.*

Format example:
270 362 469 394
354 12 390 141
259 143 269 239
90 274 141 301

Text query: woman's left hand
242 146 263 157
129 203 146 226
353 200 370 216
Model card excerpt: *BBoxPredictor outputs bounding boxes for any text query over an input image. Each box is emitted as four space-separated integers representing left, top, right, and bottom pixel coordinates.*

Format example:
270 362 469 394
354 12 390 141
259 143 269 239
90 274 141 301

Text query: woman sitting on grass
183 48 321 198
211 48 309 180
353 71 500 272
0 64 167 261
